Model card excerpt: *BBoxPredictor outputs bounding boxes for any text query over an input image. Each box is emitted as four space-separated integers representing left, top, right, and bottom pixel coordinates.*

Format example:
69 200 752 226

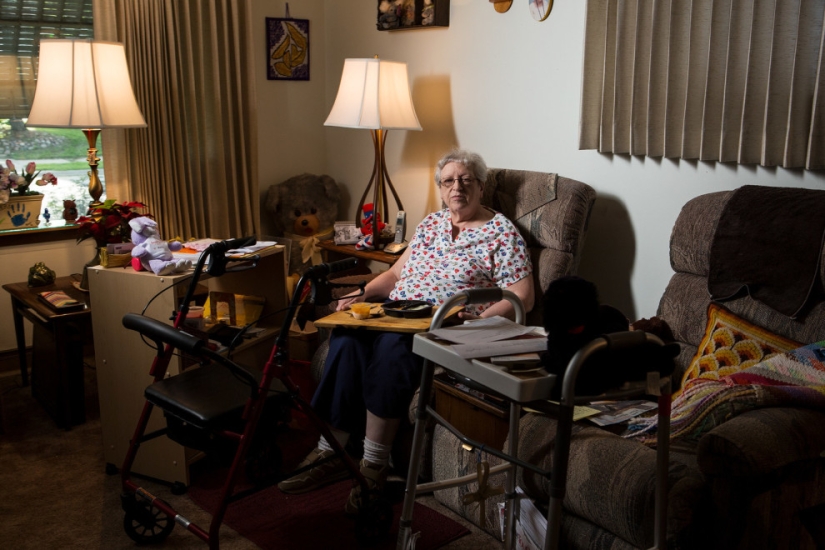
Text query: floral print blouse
388 209 532 316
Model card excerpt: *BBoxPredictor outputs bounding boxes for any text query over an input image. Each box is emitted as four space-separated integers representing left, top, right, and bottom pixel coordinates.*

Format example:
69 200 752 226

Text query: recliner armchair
309 168 597 467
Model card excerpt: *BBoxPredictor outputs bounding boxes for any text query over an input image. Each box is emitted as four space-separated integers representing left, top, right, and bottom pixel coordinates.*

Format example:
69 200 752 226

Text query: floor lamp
324 57 421 248
26 39 147 209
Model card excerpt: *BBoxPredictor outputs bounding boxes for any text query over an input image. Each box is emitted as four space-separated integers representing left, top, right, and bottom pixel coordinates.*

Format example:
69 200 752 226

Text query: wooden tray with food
314 302 462 333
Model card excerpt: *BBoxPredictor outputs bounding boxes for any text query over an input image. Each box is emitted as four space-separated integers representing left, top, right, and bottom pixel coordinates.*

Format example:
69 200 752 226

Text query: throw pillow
679 303 801 393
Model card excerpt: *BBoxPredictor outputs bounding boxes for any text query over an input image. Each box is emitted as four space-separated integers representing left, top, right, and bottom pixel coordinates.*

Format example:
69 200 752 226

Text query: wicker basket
99 249 133 268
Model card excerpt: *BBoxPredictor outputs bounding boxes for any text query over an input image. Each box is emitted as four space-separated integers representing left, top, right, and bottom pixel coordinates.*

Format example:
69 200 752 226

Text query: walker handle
123 313 204 354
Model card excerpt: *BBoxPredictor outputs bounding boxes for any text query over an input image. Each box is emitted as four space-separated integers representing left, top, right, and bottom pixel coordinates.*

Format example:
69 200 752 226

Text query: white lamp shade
27 39 147 129
325 58 421 131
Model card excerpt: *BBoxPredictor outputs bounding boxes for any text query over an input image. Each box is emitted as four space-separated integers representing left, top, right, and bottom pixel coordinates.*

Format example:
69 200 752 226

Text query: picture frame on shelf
334 222 361 245
266 17 309 81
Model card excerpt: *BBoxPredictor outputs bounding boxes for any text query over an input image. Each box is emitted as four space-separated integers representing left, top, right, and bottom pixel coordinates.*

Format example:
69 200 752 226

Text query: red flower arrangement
76 200 153 248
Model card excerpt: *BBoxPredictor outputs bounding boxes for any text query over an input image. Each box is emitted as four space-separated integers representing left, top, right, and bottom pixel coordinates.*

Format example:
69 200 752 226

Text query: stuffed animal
355 202 387 251
128 217 192 276
264 173 341 293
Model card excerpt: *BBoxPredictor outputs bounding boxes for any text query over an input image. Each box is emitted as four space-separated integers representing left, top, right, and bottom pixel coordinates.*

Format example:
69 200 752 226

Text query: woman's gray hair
434 148 488 187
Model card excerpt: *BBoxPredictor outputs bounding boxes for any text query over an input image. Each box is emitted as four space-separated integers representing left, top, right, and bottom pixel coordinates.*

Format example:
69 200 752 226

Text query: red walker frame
118 237 393 548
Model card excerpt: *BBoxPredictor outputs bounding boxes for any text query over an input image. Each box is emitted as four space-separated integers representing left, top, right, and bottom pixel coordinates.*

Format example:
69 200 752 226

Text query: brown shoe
344 459 389 516
277 448 348 494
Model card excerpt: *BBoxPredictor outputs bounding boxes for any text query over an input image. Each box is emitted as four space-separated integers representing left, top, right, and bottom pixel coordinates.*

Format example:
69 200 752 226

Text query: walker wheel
123 499 174 544
244 439 283 485
354 495 393 545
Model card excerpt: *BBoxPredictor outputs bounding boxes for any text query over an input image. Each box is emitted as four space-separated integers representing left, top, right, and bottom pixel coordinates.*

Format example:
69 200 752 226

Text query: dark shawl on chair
709 185 825 318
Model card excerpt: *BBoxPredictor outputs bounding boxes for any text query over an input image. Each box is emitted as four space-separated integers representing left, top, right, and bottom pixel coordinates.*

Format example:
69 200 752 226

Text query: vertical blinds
0 0 93 118
579 0 825 170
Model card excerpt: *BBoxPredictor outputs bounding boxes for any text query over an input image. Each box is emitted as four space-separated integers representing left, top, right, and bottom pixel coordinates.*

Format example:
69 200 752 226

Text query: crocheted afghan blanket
626 341 825 444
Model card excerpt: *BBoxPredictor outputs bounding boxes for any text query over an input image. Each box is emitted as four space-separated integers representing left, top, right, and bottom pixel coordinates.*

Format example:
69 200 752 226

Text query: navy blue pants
311 328 424 436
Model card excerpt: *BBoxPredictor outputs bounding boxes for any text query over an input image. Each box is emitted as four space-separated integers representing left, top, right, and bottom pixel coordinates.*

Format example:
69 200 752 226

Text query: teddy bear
128 217 192 276
264 173 341 292
62 200 78 222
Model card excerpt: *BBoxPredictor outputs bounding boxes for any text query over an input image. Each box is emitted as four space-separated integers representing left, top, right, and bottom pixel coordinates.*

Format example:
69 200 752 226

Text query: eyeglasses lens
440 177 475 189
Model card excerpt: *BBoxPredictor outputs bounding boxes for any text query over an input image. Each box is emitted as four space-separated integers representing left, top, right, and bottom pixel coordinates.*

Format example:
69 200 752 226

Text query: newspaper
587 400 657 426
497 487 547 549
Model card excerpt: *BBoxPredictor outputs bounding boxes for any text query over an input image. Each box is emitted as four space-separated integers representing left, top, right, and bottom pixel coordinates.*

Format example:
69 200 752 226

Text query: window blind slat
785 0 825 167
630 0 653 155
738 0 775 165
600 1 618 153
647 0 670 157
762 0 801 167
681 0 713 160
613 0 637 154
579 0 609 150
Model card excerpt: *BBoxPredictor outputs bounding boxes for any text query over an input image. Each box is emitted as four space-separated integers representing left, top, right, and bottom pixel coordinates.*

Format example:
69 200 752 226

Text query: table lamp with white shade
324 57 421 248
26 39 147 208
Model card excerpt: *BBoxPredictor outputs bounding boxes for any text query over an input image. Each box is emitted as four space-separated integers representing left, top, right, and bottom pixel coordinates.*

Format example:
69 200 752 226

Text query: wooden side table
3 273 92 428
316 240 400 266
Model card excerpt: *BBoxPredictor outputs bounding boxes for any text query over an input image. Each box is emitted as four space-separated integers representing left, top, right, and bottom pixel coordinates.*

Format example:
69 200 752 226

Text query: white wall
253 0 329 238
256 0 825 320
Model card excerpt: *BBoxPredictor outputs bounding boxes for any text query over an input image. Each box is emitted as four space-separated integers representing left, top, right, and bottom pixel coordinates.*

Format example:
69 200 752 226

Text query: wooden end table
316 240 401 266
3 274 92 428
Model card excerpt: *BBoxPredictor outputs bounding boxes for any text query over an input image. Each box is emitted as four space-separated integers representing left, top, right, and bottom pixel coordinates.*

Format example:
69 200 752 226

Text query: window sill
0 221 81 247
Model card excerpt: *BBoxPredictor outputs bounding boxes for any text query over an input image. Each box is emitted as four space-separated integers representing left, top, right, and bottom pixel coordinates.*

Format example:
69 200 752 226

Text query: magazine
587 400 657 426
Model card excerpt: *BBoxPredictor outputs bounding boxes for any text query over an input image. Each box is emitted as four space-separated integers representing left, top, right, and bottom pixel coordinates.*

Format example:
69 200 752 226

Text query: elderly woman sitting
278 148 535 513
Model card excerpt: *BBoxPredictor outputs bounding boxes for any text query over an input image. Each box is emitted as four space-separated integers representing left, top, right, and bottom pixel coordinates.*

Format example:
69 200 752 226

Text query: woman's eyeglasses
439 176 476 189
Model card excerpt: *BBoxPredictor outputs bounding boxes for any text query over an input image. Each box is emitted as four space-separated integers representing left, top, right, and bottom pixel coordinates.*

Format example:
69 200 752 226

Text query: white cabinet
88 246 287 485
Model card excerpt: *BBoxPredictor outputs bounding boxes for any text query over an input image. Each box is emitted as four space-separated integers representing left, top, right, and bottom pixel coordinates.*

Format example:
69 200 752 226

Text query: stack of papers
429 316 547 359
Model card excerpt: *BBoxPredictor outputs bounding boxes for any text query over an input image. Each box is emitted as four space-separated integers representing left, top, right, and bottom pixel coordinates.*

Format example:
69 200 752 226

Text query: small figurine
43 208 51 225
28 262 56 287
63 200 78 222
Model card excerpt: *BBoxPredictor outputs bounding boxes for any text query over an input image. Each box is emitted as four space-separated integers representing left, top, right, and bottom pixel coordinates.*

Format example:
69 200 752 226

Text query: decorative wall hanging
528 0 553 21
266 15 309 80
377 0 450 31
489 0 512 14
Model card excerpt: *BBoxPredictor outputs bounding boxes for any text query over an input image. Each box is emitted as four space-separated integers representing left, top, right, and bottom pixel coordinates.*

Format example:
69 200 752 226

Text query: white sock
362 437 392 468
318 428 349 452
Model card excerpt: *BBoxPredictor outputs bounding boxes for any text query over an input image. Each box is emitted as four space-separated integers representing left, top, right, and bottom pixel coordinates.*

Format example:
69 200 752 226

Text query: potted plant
0 160 58 229
76 199 152 289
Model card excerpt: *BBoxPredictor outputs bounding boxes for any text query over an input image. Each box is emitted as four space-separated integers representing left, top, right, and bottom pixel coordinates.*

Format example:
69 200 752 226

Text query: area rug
186 428 469 549
188 476 468 550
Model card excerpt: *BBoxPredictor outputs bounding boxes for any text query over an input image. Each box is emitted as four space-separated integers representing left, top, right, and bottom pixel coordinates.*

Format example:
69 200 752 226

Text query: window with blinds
0 0 93 120
579 0 825 171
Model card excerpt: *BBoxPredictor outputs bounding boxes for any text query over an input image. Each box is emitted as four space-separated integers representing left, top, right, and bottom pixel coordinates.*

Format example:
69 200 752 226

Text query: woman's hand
457 310 481 321
336 293 362 312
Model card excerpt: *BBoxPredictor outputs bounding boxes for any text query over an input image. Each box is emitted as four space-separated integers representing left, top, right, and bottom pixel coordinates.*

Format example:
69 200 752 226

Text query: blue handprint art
7 202 32 227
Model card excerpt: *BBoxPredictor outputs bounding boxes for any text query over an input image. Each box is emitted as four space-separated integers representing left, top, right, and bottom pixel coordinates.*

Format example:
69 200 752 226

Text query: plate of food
382 300 434 319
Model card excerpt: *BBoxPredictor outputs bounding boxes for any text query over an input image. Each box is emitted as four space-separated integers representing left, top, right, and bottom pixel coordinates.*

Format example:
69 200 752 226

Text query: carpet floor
0 364 500 549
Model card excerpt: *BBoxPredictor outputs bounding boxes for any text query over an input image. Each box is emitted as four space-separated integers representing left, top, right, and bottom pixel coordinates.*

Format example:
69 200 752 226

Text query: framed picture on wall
377 0 449 31
266 17 309 81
